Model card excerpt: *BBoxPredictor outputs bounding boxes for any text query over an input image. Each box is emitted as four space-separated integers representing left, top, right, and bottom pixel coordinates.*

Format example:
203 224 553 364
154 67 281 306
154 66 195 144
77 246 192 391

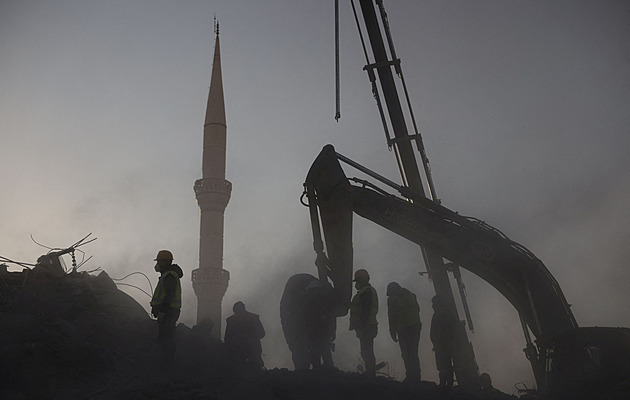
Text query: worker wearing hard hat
349 268 378 377
386 282 422 382
150 250 183 366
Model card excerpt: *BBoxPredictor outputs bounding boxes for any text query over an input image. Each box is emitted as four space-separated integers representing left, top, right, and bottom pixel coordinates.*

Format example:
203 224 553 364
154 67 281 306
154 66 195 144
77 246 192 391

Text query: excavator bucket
305 145 354 316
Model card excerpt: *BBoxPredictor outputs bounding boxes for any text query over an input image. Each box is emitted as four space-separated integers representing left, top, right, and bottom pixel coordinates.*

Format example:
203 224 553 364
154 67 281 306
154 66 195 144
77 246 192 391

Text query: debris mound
1 263 521 400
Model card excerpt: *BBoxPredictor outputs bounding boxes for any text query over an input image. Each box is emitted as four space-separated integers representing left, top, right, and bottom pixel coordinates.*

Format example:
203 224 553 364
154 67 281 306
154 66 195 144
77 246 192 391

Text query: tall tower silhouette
192 27 230 339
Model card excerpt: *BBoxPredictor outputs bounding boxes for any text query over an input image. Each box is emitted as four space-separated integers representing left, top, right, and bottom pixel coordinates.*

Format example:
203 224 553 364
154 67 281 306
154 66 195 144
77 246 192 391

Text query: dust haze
2 0 629 395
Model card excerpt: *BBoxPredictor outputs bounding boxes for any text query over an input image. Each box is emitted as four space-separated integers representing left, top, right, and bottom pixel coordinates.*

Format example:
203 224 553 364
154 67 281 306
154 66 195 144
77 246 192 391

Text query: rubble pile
0 263 156 398
0 262 520 400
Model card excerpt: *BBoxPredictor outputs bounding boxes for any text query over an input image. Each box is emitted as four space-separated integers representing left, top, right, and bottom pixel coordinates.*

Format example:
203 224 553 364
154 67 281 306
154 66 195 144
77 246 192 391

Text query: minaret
192 26 230 339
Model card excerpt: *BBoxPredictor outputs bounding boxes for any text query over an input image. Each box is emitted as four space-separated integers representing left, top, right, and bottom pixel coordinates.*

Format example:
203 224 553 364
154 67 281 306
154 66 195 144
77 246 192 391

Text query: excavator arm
305 145 630 398
306 144 577 341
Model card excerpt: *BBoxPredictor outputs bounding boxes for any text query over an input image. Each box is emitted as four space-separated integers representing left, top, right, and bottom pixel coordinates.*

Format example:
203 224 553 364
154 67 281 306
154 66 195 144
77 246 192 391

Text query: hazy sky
2 0 629 394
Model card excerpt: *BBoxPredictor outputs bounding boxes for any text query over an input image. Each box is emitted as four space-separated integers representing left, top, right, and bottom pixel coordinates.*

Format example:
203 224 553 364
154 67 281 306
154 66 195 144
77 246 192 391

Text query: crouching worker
150 250 183 366
225 301 266 370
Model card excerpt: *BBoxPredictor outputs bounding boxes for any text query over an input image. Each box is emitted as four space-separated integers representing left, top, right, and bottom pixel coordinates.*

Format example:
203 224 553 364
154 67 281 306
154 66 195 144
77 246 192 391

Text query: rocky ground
0 262 521 400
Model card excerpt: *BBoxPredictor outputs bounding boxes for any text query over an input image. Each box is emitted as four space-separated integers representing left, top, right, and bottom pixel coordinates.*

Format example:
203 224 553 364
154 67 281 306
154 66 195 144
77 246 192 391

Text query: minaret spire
192 27 230 339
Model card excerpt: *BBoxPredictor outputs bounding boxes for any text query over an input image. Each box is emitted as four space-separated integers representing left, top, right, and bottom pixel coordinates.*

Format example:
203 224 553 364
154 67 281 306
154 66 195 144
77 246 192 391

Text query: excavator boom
305 145 630 399
306 144 577 340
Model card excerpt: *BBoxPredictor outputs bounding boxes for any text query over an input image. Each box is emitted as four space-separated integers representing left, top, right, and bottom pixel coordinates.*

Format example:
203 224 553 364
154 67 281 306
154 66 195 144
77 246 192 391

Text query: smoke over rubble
2 0 629 396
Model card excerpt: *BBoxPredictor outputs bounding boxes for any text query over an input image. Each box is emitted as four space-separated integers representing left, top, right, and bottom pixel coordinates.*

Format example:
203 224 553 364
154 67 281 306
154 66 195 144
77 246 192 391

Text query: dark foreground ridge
0 265 522 399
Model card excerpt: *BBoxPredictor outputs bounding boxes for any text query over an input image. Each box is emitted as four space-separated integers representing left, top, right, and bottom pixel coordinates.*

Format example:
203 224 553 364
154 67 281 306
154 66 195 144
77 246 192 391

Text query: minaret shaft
192 32 230 339
202 35 227 179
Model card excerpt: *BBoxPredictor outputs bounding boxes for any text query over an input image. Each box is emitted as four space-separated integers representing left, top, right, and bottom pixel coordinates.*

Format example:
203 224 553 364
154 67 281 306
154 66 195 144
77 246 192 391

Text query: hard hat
386 282 401 296
353 268 370 281
154 250 174 261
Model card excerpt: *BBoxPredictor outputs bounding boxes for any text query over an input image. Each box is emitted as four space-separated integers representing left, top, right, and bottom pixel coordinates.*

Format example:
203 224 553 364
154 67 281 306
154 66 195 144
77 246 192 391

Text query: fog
2 1 629 395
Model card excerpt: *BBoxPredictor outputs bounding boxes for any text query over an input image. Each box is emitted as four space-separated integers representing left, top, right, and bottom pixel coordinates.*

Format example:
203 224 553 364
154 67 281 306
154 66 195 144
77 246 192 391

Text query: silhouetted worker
150 250 183 366
224 301 265 370
280 274 336 370
387 282 422 382
430 295 455 388
305 279 336 369
349 268 378 377
281 274 313 370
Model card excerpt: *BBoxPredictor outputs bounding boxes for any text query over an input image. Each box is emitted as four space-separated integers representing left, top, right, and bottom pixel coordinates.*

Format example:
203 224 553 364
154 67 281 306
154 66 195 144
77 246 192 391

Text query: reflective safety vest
151 270 182 309
350 284 378 328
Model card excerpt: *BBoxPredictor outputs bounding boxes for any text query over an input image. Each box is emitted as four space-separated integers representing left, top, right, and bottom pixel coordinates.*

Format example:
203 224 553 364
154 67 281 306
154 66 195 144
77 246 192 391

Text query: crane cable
335 0 341 121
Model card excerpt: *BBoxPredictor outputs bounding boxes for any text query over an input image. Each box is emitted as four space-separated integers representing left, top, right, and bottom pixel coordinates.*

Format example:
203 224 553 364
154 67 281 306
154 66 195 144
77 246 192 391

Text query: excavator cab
550 327 630 399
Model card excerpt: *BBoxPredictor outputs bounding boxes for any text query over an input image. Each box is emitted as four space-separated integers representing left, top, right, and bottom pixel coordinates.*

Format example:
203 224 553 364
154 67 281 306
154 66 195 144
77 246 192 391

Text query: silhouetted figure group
149 249 266 373
347 269 425 381
281 268 454 386
148 250 504 390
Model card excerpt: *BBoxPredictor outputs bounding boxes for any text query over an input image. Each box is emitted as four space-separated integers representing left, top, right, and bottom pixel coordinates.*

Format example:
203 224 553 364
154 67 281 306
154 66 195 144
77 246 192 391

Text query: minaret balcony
194 178 232 210
192 267 229 296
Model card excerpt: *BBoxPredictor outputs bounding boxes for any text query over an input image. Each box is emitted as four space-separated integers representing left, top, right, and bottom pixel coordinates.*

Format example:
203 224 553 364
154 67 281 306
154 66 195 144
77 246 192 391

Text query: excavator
302 143 630 399
284 1 629 397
